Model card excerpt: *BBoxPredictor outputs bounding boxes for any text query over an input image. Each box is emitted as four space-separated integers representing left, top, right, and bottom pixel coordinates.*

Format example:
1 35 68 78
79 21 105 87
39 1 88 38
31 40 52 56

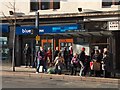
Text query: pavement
1 65 120 84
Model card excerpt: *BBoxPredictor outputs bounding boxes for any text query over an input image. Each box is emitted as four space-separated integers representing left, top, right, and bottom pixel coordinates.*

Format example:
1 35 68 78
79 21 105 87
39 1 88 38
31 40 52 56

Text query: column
15 35 21 66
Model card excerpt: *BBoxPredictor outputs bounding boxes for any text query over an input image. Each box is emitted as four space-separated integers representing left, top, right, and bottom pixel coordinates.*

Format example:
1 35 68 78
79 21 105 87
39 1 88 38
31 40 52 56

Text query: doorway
21 37 36 66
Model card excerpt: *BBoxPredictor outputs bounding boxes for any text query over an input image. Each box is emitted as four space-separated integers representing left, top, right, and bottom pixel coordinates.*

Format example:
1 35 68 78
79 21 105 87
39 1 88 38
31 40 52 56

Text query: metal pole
52 38 54 62
12 0 16 72
35 11 39 45
35 12 39 30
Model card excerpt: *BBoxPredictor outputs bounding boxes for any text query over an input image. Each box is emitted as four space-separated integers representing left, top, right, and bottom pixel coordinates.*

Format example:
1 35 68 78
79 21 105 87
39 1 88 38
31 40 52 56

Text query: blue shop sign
0 24 9 33
16 26 35 35
16 24 80 35
39 24 79 34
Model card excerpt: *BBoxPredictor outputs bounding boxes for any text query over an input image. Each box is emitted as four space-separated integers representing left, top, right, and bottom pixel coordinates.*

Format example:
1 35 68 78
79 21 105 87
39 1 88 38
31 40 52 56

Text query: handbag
93 62 100 71
39 65 43 73
90 61 93 70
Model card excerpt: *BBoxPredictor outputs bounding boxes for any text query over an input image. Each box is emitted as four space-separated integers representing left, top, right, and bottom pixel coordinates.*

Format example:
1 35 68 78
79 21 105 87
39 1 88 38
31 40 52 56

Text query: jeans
79 61 84 76
36 59 41 72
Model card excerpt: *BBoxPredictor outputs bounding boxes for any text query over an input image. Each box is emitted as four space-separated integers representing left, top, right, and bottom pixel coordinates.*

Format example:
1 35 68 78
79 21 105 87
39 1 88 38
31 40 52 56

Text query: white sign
39 29 44 32
108 21 120 31
73 43 90 56
22 29 31 33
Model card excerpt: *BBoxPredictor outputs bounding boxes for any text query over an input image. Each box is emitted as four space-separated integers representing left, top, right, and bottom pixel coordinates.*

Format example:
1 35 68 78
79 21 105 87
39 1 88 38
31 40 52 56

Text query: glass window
41 0 50 10
0 37 7 45
30 0 39 11
115 0 120 5
53 0 60 9
60 43 64 46
0 37 9 60
102 0 120 7
68 43 72 46
30 0 60 11
102 0 112 7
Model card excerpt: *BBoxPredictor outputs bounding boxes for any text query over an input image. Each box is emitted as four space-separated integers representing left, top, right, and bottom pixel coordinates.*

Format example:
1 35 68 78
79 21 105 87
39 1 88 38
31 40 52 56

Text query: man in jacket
23 44 31 68
78 47 86 76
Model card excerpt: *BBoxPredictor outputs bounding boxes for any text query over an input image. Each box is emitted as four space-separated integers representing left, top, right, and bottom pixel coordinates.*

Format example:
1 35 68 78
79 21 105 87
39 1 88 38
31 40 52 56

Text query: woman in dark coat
102 48 111 78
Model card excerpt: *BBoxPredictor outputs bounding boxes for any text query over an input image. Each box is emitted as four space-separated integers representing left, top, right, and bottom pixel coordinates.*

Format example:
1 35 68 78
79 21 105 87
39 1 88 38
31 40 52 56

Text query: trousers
79 61 84 76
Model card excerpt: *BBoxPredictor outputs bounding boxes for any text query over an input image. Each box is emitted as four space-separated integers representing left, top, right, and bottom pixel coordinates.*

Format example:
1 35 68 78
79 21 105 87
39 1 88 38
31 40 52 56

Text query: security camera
78 8 82 12
9 11 14 15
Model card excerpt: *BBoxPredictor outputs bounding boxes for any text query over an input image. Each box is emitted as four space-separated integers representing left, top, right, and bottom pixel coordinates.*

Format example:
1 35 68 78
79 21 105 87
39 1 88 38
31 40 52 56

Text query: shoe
36 72 39 74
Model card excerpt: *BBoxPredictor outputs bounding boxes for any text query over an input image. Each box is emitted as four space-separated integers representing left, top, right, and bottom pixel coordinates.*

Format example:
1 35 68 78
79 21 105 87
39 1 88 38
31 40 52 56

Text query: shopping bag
39 66 43 73
102 63 105 70
93 62 100 71
90 61 93 70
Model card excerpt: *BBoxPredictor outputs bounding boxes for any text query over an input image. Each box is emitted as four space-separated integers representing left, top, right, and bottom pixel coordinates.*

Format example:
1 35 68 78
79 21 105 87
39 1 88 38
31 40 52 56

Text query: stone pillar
107 35 116 70
15 35 21 66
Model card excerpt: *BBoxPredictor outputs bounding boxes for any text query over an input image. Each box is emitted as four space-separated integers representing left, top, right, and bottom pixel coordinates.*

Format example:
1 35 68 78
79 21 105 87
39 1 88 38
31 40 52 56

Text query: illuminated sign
16 24 80 35
108 21 120 31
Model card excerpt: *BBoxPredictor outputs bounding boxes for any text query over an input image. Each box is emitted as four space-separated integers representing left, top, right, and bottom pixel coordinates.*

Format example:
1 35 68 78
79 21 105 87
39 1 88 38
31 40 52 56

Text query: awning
0 24 9 33
43 31 113 38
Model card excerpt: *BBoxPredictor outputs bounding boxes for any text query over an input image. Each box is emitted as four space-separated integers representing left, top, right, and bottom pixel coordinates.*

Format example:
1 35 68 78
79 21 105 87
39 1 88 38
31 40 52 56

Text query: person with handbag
54 53 64 74
92 50 101 77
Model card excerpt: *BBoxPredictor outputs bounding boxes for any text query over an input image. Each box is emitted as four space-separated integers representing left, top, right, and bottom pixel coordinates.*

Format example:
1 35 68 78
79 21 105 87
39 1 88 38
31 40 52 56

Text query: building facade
1 0 120 72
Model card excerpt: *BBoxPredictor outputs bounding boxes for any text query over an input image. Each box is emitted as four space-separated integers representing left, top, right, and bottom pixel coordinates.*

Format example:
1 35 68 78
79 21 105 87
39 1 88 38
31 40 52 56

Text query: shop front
15 23 80 66
0 24 10 64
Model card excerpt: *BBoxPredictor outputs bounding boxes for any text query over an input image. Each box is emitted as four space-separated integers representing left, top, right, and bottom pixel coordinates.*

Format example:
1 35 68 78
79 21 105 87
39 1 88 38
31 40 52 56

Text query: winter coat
78 51 86 63
102 54 111 71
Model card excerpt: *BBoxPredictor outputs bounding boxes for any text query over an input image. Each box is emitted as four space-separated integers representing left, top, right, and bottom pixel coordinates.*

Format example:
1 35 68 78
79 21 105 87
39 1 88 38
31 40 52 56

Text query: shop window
30 0 60 11
102 0 120 7
41 0 50 10
0 37 7 45
53 0 60 9
102 0 112 7
0 37 9 60
30 0 39 11
114 0 120 5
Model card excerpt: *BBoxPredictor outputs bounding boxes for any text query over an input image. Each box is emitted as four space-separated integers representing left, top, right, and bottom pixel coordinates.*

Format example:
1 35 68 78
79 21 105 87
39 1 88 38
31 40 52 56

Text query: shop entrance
41 39 55 51
90 37 109 53
21 37 36 66
59 39 73 51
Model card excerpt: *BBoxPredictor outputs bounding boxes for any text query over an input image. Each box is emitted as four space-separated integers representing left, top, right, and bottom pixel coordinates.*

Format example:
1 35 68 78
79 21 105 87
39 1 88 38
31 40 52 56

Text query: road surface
2 75 119 88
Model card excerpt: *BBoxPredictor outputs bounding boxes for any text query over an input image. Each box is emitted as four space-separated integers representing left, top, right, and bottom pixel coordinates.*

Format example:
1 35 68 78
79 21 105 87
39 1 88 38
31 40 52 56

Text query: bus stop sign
36 35 40 41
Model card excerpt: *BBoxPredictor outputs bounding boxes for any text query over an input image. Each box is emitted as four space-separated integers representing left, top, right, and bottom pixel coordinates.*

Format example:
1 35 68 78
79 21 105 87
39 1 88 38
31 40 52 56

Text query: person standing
54 53 64 74
68 46 73 69
78 47 86 76
47 48 52 63
36 47 43 73
63 47 68 70
102 48 111 78
92 50 101 77
71 53 79 75
54 47 59 60
99 49 103 76
40 47 47 72
23 44 31 68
